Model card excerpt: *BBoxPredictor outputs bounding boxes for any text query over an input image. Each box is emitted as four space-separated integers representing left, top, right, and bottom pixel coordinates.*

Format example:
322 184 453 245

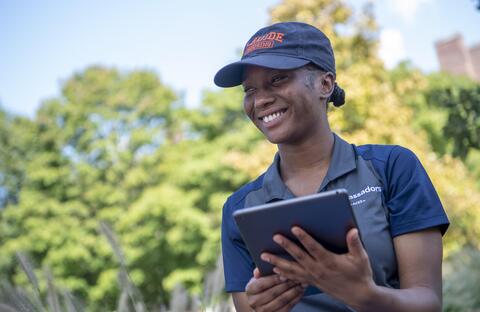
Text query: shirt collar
319 133 357 190
262 153 293 202
262 133 356 202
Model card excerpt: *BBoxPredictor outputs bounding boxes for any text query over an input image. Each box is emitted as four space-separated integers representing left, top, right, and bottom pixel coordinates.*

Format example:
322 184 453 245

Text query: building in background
435 34 480 82
469 43 480 81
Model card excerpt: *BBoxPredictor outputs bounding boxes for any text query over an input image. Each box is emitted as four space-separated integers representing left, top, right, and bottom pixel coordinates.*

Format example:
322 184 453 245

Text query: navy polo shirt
221 133 449 311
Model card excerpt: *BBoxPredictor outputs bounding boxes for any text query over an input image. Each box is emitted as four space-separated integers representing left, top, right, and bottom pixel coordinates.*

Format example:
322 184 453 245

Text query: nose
253 88 275 109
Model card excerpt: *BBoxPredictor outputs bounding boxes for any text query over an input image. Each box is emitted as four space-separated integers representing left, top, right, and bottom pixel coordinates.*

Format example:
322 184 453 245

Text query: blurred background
1 0 479 311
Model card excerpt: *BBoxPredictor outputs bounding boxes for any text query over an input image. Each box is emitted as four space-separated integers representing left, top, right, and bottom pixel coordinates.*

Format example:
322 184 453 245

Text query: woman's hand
243 268 305 312
261 227 376 308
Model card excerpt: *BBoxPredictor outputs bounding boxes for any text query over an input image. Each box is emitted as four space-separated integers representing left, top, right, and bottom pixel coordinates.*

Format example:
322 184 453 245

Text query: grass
0 221 233 312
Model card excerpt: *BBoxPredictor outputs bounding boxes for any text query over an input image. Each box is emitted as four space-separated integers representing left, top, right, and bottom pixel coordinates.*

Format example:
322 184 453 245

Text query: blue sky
0 0 479 117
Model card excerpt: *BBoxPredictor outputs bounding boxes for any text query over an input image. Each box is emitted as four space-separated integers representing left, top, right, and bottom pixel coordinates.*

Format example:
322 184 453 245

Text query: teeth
262 111 284 123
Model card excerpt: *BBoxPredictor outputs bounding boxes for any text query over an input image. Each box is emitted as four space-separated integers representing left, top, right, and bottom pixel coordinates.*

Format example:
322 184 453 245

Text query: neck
278 129 334 175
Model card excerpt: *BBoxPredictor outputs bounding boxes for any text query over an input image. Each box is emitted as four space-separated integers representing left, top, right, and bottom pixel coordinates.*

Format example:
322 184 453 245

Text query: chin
260 126 296 145
264 132 289 145
266 137 281 144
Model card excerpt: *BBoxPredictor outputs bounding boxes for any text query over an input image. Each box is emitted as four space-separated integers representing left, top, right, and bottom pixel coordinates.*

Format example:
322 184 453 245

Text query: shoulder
355 144 417 165
354 144 422 181
354 143 449 236
221 172 265 248
223 173 265 212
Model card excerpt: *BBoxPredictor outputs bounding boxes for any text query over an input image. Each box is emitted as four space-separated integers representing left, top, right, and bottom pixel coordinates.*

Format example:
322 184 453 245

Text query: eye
271 74 288 86
243 86 255 95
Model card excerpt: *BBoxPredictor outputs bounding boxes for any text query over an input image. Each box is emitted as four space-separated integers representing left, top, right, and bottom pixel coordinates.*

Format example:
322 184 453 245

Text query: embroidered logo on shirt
349 186 382 206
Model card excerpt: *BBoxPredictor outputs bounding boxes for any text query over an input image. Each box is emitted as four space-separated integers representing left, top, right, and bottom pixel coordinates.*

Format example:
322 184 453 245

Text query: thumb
347 228 366 257
253 267 261 279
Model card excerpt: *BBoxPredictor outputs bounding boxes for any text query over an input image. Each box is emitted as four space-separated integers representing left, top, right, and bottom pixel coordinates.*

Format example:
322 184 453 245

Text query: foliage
1 224 227 312
389 63 480 158
1 252 86 312
426 81 480 159
443 247 480 311
0 67 237 310
388 63 480 187
0 109 35 208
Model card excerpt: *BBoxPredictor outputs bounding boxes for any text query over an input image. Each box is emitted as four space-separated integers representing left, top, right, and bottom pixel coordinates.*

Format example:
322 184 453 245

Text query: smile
260 109 286 123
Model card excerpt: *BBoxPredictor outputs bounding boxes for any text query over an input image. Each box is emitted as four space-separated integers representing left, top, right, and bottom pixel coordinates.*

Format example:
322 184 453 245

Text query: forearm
351 285 441 312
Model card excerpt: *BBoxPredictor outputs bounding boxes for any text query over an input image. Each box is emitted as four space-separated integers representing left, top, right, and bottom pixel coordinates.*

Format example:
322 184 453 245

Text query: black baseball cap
214 22 345 106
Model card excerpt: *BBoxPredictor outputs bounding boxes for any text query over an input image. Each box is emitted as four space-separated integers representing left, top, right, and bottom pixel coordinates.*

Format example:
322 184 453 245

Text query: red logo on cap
243 32 284 56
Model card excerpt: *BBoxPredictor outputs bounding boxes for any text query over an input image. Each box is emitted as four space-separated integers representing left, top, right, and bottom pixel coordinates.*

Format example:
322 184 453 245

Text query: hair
303 64 345 107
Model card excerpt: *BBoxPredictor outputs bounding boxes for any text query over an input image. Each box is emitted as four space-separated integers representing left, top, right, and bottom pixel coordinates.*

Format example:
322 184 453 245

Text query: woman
214 22 449 311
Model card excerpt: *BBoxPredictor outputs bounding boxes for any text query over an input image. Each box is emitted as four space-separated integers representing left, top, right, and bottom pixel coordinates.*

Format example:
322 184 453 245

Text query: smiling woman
241 66 331 145
214 21 449 312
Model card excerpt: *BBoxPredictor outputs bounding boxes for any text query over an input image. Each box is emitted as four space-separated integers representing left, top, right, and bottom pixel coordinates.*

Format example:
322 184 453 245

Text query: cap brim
214 54 310 87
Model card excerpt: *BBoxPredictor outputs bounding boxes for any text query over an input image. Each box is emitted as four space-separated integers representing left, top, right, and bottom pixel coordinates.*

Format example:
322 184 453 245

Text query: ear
318 72 335 99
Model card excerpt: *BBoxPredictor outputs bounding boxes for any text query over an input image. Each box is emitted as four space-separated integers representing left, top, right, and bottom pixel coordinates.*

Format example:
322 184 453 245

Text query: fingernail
261 254 270 262
279 275 287 282
273 235 282 244
353 230 360 240
291 227 300 235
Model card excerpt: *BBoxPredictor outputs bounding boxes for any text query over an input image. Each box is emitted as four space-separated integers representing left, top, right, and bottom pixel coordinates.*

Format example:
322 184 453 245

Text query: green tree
0 67 210 310
426 82 480 160
388 63 480 189
443 248 480 311
0 108 35 208
0 64 266 310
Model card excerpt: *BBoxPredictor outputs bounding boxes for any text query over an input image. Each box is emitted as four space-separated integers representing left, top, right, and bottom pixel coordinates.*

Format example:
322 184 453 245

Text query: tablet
233 188 359 276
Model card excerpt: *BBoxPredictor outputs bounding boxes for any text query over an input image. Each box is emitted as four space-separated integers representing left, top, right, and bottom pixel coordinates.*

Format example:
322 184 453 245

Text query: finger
245 273 284 295
272 266 310 285
346 228 367 258
272 233 313 265
291 226 330 260
247 279 298 307
253 267 261 279
277 291 305 312
261 252 305 280
258 284 304 312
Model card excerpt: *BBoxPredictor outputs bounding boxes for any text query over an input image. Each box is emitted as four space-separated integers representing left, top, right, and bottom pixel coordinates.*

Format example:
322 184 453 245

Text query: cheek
243 98 255 121
277 88 296 106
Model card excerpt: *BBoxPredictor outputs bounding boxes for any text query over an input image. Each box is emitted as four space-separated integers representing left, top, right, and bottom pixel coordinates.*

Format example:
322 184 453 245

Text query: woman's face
242 65 330 145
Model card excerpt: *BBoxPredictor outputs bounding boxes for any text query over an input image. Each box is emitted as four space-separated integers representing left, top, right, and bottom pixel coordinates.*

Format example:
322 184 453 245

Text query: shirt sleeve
221 199 255 292
385 146 449 237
